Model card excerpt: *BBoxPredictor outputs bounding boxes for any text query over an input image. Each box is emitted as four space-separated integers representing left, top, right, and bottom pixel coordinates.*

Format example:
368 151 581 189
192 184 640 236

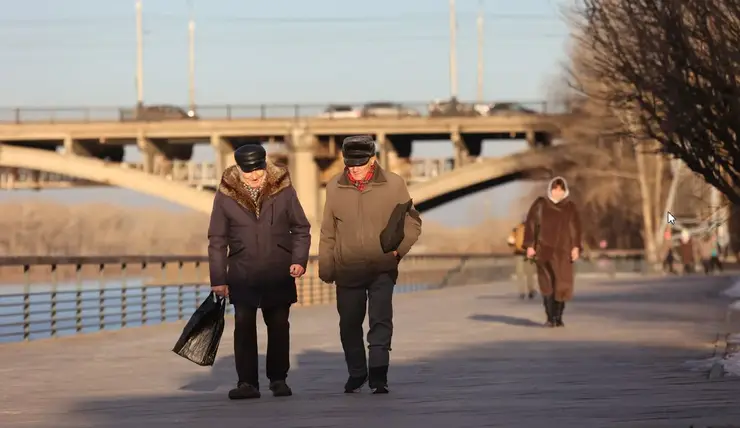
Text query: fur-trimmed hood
547 176 570 204
217 161 291 215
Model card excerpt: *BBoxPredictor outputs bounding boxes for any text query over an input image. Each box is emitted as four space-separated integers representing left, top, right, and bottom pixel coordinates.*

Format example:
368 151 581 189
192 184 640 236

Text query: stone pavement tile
0 275 739 427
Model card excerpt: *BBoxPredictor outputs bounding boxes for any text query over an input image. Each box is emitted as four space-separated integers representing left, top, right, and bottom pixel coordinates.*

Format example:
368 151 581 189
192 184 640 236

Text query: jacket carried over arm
318 163 422 284
207 162 311 307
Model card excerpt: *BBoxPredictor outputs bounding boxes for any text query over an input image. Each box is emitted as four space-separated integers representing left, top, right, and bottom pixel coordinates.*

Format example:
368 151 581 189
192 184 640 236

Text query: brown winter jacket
522 177 582 301
696 237 714 260
207 162 311 307
318 163 422 285
678 238 696 264
522 179 582 262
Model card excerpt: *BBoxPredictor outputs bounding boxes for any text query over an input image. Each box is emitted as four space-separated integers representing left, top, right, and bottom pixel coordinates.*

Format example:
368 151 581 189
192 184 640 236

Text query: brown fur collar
217 161 291 215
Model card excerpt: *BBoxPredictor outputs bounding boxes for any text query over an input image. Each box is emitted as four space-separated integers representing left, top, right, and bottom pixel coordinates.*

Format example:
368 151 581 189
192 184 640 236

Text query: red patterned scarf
346 162 376 192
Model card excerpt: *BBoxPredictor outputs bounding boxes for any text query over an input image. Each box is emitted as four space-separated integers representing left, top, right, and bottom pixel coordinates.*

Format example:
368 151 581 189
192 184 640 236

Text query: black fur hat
342 135 376 167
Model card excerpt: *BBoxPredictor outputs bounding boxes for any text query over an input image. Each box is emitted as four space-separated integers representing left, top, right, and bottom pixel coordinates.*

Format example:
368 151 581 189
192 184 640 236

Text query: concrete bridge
0 111 569 176
0 256 737 427
0 143 577 217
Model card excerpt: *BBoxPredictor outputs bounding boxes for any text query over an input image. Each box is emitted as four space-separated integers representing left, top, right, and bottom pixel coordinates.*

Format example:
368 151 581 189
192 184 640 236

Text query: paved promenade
1 275 739 428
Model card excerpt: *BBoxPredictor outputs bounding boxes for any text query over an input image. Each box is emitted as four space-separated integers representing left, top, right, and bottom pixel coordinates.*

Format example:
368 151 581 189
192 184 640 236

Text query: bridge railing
0 251 644 343
0 100 565 124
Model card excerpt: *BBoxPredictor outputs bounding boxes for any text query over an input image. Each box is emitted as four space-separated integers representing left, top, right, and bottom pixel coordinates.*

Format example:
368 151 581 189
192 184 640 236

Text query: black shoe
553 301 565 327
542 295 555 327
372 384 389 394
228 382 260 400
369 366 389 394
269 380 293 397
528 291 536 299
344 374 368 393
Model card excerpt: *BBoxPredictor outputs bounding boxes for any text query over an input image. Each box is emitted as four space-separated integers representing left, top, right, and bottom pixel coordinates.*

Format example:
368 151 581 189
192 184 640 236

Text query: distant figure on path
698 232 723 274
507 216 537 299
319 135 422 394
710 233 723 273
523 177 582 328
207 144 311 400
661 229 676 274
678 229 696 274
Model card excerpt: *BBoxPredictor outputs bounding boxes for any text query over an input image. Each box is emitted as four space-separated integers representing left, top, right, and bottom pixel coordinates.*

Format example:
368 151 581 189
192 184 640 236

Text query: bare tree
570 0 740 203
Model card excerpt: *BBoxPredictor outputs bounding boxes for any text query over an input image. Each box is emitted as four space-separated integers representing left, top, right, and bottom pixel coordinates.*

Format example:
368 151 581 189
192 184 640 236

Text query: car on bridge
486 102 538 115
427 97 480 117
119 105 198 122
318 104 361 119
360 102 420 118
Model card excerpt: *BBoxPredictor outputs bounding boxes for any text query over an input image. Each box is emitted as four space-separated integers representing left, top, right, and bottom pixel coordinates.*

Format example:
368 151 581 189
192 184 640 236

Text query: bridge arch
410 145 577 212
0 145 214 213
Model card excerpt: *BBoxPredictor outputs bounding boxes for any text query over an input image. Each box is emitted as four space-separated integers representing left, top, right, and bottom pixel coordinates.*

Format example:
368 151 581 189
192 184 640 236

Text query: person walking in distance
207 144 311 400
507 217 536 299
678 229 696 274
319 135 422 394
523 177 582 327
710 232 723 273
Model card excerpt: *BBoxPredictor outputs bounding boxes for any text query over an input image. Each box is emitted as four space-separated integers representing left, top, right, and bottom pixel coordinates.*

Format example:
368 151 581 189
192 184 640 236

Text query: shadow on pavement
70 339 740 428
468 313 542 327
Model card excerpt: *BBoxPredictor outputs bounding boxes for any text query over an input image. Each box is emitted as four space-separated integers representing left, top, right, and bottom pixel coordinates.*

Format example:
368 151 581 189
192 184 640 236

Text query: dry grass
0 200 516 256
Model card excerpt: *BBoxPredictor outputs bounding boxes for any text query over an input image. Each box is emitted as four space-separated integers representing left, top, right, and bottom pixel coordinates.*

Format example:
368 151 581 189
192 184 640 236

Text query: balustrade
0 251 645 343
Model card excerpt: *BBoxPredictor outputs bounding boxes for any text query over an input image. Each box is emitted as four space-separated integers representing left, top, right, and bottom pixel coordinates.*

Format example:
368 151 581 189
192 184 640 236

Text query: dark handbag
380 199 413 253
172 292 226 366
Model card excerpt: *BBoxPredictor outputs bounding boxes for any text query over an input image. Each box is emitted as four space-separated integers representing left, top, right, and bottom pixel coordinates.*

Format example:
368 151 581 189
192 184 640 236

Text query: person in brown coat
319 135 422 394
523 176 582 327
678 229 696 274
208 144 311 400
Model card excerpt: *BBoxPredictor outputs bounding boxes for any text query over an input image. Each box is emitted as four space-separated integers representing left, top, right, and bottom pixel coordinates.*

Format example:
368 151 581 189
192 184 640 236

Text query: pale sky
0 0 571 226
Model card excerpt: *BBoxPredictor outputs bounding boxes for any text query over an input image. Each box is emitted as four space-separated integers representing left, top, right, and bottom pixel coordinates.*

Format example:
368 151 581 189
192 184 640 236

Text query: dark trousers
336 273 395 378
233 304 290 388
703 257 723 274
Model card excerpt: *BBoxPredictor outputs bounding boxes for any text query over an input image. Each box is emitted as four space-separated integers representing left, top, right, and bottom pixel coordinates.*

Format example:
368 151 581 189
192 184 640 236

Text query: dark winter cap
233 144 267 173
342 135 376 167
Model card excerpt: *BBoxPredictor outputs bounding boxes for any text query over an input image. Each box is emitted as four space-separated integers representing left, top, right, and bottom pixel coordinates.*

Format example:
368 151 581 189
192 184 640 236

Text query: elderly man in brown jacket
319 135 422 395
523 176 582 328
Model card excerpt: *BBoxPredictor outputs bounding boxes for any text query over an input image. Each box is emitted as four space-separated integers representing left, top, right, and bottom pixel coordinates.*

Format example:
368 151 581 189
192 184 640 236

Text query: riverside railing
0 251 644 343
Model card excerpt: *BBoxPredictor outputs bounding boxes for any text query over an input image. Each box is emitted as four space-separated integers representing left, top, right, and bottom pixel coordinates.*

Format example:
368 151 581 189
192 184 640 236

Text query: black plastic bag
172 292 226 366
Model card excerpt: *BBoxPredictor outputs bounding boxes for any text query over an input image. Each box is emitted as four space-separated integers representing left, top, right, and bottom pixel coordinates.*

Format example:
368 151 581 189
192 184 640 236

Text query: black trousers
336 273 395 378
233 304 290 388
703 257 724 274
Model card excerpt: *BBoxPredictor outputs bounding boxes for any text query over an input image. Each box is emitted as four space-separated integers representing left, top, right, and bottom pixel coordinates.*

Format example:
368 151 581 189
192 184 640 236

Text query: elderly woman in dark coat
208 144 311 400
523 176 582 328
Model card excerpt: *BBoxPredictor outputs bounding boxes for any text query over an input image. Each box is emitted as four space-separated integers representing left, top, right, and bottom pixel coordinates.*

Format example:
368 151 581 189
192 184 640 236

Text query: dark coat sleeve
522 197 544 249
207 192 229 286
570 203 583 251
318 189 336 283
286 186 311 268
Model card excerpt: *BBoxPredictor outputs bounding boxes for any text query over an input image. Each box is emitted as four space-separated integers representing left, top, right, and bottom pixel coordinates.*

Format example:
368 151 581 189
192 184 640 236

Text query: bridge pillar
451 128 469 168
210 134 234 177
63 136 92 157
136 134 165 174
288 129 320 252
526 130 536 148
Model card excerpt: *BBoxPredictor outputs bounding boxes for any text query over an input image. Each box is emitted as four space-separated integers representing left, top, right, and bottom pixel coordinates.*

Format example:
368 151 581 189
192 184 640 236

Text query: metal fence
0 100 564 124
0 251 644 343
